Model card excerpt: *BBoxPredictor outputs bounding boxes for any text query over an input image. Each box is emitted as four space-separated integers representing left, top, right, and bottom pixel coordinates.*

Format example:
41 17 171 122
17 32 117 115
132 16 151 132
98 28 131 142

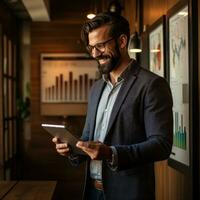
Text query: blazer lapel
89 80 106 140
105 61 140 139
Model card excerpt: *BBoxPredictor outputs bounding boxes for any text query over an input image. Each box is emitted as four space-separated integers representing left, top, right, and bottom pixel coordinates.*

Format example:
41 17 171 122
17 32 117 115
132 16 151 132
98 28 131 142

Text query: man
52 12 173 200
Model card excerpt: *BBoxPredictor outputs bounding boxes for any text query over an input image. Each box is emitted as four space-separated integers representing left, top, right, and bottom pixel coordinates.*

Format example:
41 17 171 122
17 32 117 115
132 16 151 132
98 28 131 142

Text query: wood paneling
143 0 179 27
41 103 87 116
123 0 136 34
122 0 180 34
155 160 189 200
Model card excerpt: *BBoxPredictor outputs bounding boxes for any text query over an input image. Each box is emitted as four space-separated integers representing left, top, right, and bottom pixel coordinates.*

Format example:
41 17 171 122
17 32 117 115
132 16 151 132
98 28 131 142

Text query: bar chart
41 55 98 103
173 112 187 150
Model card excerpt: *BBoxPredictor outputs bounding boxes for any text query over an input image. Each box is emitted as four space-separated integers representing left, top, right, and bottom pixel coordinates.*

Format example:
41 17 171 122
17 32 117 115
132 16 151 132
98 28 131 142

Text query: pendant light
87 0 97 19
108 0 123 14
128 32 142 53
87 13 96 19
128 0 142 56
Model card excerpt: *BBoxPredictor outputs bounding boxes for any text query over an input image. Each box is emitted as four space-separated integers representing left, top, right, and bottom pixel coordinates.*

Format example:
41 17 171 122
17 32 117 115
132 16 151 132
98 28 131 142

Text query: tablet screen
42 123 86 155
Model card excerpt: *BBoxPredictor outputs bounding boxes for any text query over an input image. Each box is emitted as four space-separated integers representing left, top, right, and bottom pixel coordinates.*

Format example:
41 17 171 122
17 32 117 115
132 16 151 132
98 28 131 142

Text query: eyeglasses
86 38 115 54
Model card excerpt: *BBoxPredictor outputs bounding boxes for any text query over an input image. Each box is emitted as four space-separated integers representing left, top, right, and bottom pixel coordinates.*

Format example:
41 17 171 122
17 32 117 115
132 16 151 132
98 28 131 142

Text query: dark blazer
71 60 173 200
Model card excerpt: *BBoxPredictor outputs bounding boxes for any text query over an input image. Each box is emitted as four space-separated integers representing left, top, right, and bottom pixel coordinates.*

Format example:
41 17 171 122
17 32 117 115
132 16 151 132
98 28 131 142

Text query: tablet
41 123 86 155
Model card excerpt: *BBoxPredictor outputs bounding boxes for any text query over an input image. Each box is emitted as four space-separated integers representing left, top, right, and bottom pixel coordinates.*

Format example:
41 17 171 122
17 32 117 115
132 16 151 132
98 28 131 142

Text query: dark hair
81 12 130 47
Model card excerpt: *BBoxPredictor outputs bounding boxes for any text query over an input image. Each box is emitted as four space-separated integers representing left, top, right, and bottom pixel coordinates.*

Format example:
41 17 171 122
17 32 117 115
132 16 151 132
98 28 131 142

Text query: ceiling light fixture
86 0 97 19
108 0 122 14
128 0 142 57
128 32 142 53
87 13 96 19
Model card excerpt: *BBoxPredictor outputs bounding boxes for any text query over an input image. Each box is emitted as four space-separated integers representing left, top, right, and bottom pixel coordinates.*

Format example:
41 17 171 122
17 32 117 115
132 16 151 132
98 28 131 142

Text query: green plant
17 97 30 119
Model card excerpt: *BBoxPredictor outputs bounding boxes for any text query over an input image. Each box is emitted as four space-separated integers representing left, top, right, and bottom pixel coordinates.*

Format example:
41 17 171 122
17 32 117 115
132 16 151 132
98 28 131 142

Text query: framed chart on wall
167 1 190 171
40 53 98 116
148 15 166 77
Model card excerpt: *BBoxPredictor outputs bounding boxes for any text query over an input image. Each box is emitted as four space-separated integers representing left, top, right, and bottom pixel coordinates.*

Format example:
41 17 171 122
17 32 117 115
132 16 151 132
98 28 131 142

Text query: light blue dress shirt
90 76 124 180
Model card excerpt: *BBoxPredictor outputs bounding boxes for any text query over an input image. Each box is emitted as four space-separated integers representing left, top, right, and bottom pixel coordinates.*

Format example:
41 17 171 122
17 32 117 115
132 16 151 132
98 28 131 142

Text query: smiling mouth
98 57 110 64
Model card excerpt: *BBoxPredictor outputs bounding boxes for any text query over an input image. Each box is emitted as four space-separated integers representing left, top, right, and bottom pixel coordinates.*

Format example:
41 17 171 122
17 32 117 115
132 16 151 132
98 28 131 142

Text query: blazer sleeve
115 77 173 170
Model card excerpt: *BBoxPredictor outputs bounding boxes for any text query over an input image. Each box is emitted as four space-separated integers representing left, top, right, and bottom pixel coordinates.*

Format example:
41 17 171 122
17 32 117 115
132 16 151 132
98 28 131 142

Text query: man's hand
76 141 112 160
52 137 71 157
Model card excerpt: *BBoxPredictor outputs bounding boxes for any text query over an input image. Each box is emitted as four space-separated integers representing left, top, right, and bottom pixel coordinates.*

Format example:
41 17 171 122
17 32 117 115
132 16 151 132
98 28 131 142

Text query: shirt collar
102 59 134 83
102 73 124 84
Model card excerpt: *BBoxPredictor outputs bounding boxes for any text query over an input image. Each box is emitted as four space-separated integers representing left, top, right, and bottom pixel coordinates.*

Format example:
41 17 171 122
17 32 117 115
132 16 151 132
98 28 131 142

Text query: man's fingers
76 141 87 148
76 141 102 159
52 137 69 149
76 141 100 149
57 147 70 153
76 141 92 153
56 143 68 149
52 137 60 144
76 142 89 152
52 137 70 157
56 144 70 157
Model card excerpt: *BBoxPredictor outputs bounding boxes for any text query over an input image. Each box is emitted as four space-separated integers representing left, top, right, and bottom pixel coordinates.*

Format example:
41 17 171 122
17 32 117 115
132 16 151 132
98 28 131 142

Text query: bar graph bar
173 112 187 150
79 75 83 100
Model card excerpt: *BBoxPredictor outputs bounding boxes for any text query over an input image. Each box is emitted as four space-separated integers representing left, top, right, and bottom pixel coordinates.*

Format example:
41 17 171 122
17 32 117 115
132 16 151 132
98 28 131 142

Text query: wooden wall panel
155 160 189 200
143 0 179 27
123 0 135 34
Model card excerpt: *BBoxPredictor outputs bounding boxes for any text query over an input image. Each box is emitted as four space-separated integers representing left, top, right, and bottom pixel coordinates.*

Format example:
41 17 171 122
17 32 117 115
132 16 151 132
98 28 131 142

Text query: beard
96 44 121 75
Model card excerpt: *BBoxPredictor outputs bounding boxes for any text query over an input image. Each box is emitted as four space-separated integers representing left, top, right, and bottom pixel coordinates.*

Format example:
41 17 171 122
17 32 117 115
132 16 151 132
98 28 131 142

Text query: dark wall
0 0 20 180
0 1 20 42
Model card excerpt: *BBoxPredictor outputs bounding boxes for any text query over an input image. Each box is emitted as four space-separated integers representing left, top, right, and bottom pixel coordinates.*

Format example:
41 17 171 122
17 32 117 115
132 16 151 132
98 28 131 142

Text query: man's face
88 25 121 75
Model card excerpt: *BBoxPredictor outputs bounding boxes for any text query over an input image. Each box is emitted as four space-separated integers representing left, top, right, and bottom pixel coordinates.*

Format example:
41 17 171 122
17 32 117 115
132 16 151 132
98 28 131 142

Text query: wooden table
0 181 56 200
0 181 17 199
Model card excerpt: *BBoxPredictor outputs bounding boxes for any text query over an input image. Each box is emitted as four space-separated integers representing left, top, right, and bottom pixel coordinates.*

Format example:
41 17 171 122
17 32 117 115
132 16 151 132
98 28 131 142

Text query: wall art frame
166 0 191 172
40 53 98 116
147 15 166 77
